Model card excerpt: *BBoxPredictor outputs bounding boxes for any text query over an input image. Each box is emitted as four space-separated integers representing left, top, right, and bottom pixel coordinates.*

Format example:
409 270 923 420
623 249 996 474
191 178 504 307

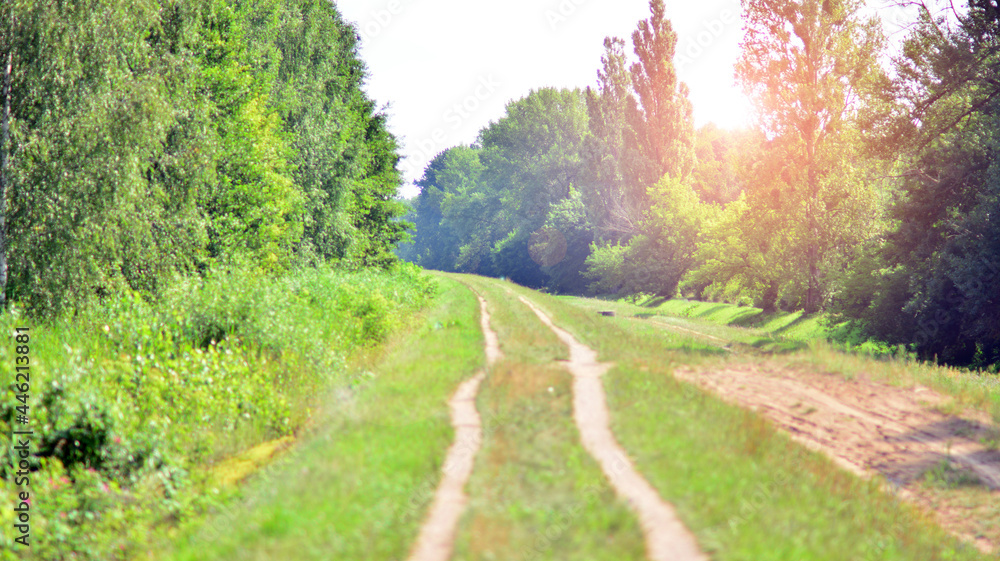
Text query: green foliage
194 0 305 269
163 275 477 561
403 1 699 300
581 37 643 240
737 0 885 312
403 88 592 290
690 124 749 205
0 0 408 316
0 265 434 559
585 175 707 298
2 0 210 314
266 0 408 266
400 0 997 370
831 4 1000 367
628 0 695 187
537 188 594 293
399 146 486 272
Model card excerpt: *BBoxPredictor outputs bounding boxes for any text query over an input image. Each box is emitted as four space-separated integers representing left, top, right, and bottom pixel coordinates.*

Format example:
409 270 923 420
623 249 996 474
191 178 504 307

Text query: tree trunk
804 120 820 314
0 49 11 311
760 281 779 314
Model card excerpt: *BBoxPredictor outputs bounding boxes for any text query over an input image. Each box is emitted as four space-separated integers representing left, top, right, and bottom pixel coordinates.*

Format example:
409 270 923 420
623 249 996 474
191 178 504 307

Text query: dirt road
407 294 501 561
520 295 707 561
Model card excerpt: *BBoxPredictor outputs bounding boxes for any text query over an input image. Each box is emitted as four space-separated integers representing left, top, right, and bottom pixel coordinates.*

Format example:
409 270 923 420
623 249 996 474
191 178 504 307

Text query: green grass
650 298 826 339
0 264 436 561
559 293 828 354
449 275 645 560
450 274 566 364
564 292 1000 424
159 275 485 560
498 279 990 561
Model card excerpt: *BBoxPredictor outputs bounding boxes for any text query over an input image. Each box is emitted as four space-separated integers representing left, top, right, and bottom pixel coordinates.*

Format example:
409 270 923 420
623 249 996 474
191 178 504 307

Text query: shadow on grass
747 339 809 354
769 313 813 335
729 310 765 327
641 296 670 308
691 304 730 318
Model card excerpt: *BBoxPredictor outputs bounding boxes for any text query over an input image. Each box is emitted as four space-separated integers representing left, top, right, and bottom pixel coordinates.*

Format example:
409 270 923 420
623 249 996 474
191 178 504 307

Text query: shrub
0 263 435 559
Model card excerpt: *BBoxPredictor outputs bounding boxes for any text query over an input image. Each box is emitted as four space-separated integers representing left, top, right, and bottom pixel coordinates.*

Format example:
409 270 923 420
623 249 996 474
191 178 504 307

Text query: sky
334 0 753 197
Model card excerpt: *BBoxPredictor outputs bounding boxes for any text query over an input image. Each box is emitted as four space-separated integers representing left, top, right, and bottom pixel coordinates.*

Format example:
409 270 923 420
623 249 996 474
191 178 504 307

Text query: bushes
0 263 434 560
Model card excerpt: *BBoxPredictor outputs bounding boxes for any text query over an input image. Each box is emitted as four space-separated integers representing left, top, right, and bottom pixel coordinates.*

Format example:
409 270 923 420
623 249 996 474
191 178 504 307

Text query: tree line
0 0 408 316
399 0 1000 368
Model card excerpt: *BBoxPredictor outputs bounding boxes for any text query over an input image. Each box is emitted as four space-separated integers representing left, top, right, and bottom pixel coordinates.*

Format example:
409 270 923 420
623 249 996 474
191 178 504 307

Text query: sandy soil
675 361 1000 552
407 293 501 561
521 296 708 561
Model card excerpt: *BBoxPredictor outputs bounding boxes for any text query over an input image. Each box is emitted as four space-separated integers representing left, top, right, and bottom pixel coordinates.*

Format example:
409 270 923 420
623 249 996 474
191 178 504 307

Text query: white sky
334 0 753 197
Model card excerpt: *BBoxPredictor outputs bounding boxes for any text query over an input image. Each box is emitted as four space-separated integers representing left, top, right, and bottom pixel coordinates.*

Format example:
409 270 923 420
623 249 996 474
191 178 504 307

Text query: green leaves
0 0 409 316
404 88 591 288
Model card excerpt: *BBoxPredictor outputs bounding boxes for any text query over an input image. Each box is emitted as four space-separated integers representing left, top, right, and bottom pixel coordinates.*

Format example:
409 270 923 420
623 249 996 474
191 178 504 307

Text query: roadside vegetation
0 0 424 557
160 275 481 561
0 264 434 559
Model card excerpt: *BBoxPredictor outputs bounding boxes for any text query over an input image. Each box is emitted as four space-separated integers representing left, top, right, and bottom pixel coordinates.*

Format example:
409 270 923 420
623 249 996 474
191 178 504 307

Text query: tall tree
629 0 695 189
583 37 643 239
469 88 590 286
0 0 213 314
737 0 884 312
268 0 408 266
399 146 482 271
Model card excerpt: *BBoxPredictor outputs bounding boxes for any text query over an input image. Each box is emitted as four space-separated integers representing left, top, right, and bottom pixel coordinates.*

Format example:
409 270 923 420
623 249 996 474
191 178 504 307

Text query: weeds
0 263 434 560
923 459 983 489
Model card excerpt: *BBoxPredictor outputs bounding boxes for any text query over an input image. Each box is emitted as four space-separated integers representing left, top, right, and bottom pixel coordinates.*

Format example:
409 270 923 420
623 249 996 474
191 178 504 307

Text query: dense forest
0 0 408 317
399 0 1000 368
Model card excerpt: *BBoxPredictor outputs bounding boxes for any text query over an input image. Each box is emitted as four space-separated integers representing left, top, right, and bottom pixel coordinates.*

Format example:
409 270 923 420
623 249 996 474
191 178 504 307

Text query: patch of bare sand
675 362 1000 553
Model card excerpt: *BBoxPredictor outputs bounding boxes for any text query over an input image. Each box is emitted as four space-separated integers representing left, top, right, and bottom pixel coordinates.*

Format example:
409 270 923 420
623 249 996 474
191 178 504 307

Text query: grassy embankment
0 264 435 560
448 274 647 561
565 294 1000 424
496 279 992 560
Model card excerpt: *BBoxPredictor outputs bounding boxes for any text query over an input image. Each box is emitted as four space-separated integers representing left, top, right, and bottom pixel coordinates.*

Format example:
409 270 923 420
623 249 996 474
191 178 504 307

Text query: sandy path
519 296 707 561
407 293 501 561
675 362 1000 552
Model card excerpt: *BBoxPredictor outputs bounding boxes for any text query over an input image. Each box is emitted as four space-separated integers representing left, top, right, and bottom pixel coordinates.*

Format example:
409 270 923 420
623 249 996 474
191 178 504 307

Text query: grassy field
499 280 990 560
12 270 995 560
158 275 485 560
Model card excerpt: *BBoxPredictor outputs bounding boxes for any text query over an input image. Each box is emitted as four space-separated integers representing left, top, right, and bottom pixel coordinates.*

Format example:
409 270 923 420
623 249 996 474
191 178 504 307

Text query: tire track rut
519 295 707 561
407 293 500 561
